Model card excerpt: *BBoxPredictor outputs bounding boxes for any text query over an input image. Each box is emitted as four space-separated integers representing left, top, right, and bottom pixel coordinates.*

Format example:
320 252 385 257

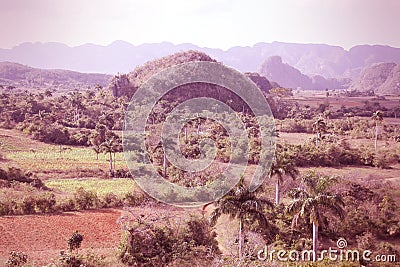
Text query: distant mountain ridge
0 61 111 91
349 62 400 95
259 56 351 90
1 41 400 80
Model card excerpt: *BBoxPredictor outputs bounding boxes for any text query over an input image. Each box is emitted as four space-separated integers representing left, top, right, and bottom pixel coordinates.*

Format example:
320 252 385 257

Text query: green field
45 178 137 197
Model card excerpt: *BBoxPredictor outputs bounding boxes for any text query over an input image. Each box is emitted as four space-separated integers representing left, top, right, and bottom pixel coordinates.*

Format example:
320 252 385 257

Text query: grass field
1 128 127 177
1 115 400 266
45 178 137 197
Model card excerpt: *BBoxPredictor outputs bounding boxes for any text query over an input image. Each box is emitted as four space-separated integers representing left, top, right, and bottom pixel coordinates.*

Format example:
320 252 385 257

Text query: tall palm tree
269 146 299 205
208 178 273 260
372 110 384 151
101 137 120 176
286 170 345 261
92 144 101 160
323 110 331 126
312 118 326 147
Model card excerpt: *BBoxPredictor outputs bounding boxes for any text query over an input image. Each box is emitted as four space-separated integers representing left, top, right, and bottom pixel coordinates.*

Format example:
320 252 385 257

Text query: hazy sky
1 0 399 50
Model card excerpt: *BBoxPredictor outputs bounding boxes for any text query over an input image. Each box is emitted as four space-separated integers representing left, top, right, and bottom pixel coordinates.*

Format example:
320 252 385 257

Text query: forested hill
0 61 112 92
108 50 278 98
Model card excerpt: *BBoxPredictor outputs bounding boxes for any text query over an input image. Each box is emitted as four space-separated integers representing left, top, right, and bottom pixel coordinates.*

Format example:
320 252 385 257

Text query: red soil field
0 209 122 265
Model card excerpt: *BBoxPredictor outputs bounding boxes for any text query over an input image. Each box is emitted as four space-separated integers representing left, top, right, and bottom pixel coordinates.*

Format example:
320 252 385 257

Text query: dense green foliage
118 214 219 266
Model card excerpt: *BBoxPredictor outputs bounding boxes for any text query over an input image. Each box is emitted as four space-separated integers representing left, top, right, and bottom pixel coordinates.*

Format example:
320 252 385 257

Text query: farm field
0 209 122 265
1 66 400 266
1 123 400 265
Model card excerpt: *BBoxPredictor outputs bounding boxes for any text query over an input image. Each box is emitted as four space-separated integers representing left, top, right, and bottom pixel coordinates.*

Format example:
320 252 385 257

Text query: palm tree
372 110 384 151
312 118 326 147
92 144 101 160
208 178 273 260
323 110 331 126
101 137 120 176
286 170 345 261
269 146 299 205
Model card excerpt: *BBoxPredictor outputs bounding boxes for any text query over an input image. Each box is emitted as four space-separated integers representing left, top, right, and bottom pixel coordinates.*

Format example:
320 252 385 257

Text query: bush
58 198 76 212
35 193 56 213
123 191 153 207
73 187 99 210
57 251 83 267
0 167 46 189
0 200 19 215
373 150 399 169
57 250 106 267
5 251 27 267
68 231 83 253
102 193 123 208
20 196 36 214
118 216 219 266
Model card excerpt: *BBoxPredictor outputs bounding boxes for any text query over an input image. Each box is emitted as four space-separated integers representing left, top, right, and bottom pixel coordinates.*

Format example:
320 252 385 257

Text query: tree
92 144 101 160
286 170 345 261
312 118 326 146
101 135 120 176
270 146 299 205
208 178 273 260
371 110 384 151
323 109 331 126
68 231 83 253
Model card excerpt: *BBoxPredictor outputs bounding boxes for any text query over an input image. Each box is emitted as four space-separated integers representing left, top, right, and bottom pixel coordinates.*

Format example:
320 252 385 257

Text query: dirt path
0 209 122 265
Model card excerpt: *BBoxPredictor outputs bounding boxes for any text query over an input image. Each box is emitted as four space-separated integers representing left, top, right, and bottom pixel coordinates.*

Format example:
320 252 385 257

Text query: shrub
5 251 27 267
118 216 219 266
20 196 36 214
373 150 399 169
35 193 56 213
68 231 83 253
58 198 76 212
123 191 152 207
73 187 98 210
57 250 106 267
57 251 83 267
0 167 46 189
0 200 19 215
102 192 123 208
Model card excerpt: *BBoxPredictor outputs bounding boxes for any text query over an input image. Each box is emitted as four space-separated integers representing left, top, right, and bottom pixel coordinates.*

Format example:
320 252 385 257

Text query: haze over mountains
1 41 400 94
0 62 111 91
259 56 351 90
1 41 400 79
349 62 400 95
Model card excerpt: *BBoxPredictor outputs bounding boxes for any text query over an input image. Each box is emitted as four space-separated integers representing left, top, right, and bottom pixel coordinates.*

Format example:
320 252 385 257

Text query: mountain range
1 41 400 80
348 62 400 95
258 56 351 90
0 61 111 92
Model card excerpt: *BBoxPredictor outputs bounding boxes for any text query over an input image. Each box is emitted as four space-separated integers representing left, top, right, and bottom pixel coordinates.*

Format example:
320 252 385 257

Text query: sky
1 0 400 50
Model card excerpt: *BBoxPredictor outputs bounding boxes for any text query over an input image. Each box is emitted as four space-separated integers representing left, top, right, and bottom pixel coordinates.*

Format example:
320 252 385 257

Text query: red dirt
0 209 122 265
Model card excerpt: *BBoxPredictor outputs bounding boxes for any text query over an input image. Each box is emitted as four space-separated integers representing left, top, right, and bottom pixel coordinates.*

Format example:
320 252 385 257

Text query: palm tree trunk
238 219 243 260
163 153 166 178
185 127 188 142
113 152 116 170
109 152 113 176
275 181 280 205
375 122 378 151
313 222 318 262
